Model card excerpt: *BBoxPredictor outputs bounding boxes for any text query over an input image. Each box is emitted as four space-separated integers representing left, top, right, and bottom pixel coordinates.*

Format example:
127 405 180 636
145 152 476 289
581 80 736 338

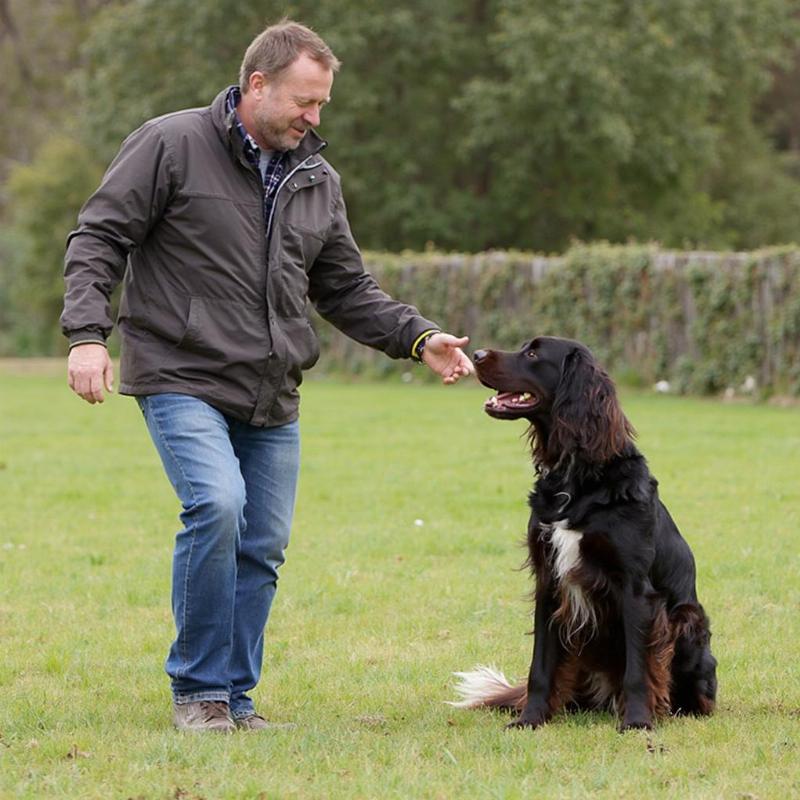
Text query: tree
0 0 112 195
76 0 268 163
457 0 800 250
76 0 501 250
2 138 102 354
72 0 800 252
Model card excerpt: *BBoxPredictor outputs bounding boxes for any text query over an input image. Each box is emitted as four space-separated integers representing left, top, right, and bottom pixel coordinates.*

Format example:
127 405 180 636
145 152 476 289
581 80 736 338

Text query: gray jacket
61 87 437 426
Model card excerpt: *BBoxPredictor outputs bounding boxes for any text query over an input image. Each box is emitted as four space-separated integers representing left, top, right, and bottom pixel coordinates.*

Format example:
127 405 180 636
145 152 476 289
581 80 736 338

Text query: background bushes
313 244 800 397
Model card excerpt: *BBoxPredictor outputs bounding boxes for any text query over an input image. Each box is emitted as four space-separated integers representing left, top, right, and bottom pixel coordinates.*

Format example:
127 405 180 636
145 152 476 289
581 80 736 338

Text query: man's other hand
67 343 114 404
422 333 475 385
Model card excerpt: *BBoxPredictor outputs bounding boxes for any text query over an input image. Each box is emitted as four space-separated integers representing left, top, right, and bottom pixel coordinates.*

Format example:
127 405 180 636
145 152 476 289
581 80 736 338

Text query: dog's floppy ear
550 347 634 464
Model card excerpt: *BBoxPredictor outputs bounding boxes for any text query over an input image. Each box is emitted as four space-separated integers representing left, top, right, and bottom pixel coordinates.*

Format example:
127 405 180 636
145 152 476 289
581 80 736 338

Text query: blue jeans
136 393 300 717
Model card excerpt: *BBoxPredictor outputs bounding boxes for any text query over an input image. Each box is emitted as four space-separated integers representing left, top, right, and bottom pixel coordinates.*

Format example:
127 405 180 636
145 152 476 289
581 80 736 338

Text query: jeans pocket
135 395 149 419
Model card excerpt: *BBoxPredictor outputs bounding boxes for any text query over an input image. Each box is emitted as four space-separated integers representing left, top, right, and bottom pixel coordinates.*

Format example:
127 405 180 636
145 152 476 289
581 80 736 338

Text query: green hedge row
311 244 800 396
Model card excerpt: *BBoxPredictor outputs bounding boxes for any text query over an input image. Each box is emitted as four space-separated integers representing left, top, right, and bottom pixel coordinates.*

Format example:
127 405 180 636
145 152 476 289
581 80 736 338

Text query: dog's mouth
484 390 539 418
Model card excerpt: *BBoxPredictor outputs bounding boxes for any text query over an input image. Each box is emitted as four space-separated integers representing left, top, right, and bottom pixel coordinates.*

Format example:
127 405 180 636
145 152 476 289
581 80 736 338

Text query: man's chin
272 135 303 152
261 129 305 152
287 130 307 148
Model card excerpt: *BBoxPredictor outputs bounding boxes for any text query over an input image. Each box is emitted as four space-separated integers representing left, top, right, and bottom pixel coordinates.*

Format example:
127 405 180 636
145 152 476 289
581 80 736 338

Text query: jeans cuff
173 690 230 705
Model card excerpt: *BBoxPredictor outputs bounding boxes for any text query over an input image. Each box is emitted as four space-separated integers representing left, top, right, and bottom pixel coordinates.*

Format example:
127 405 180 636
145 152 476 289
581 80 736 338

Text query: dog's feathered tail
447 665 527 711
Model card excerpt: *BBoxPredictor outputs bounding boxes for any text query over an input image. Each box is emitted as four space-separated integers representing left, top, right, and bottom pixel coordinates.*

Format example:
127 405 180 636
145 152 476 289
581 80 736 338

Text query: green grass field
1 361 798 799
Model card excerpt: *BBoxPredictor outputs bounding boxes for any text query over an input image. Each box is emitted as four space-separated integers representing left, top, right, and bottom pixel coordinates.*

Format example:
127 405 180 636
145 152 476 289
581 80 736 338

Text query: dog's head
473 336 635 466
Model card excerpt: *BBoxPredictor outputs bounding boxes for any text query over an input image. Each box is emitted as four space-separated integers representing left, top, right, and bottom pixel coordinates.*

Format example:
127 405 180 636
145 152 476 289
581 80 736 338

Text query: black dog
453 337 717 731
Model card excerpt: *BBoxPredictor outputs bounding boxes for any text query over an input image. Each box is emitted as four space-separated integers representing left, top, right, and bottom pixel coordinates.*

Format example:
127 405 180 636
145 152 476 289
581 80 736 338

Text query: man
61 20 473 733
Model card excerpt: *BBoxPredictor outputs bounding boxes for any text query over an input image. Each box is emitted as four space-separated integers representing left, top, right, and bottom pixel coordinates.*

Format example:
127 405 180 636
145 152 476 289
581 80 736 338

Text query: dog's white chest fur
547 521 597 643
550 520 583 580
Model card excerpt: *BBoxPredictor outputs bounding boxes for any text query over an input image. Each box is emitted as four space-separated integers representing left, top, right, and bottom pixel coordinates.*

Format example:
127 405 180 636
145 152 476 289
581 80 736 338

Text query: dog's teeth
521 393 532 400
490 396 498 405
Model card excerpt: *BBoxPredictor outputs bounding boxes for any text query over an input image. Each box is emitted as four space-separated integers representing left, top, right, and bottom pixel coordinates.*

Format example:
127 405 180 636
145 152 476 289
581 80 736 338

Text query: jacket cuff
68 331 108 350
411 329 441 363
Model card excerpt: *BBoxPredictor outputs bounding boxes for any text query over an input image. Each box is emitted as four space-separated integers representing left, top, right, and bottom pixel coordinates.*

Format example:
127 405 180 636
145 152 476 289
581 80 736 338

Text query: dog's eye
526 350 538 359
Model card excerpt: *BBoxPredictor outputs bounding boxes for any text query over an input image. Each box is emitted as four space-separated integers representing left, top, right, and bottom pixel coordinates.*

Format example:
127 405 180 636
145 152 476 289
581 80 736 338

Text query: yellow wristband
412 329 440 362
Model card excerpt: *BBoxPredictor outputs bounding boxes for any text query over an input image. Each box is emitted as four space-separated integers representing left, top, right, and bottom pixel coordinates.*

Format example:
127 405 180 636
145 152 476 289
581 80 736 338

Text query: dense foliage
1 0 799 358
311 244 800 396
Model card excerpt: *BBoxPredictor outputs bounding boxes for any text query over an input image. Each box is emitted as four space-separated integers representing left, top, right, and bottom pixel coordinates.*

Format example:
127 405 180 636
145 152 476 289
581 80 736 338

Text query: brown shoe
173 700 235 733
234 713 296 731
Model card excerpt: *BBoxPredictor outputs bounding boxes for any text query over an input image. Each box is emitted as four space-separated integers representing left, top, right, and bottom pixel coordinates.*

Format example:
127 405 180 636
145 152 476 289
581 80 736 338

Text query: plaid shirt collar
225 85 283 169
225 85 287 230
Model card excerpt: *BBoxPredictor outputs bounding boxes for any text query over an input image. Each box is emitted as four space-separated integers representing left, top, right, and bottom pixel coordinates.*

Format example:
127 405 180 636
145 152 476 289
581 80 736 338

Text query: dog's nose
473 349 489 364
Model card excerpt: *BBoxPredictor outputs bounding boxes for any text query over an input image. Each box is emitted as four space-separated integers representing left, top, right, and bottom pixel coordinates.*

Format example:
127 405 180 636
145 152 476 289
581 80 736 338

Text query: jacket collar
210 86 327 171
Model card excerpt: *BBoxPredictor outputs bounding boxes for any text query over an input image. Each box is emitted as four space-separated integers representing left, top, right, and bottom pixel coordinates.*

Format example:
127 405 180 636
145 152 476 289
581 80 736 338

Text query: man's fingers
440 334 470 350
104 360 115 393
70 369 101 402
74 373 103 403
89 373 106 403
440 359 472 384
70 371 88 400
451 349 475 377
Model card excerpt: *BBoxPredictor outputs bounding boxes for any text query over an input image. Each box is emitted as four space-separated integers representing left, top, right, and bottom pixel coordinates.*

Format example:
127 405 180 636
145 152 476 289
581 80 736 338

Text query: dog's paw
619 717 653 732
505 714 546 731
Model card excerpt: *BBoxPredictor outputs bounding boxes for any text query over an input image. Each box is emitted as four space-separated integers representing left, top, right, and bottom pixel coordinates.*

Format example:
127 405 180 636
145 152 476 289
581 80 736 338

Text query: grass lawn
0 360 798 799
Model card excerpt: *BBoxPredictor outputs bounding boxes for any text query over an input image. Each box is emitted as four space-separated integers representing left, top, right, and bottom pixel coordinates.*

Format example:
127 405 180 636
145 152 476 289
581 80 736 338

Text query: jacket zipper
265 156 324 241
261 155 323 362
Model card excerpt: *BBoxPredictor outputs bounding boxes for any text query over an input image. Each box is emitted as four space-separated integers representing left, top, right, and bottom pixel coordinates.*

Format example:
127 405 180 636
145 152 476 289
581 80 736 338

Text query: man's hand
421 333 475 385
67 343 114 404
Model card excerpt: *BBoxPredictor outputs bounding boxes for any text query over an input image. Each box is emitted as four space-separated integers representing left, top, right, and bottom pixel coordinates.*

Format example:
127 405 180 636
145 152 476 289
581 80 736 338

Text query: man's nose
304 107 321 127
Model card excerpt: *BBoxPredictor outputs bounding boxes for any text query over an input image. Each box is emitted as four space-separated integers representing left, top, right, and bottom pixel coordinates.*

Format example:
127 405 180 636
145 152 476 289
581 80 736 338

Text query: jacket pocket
281 315 320 372
176 296 267 361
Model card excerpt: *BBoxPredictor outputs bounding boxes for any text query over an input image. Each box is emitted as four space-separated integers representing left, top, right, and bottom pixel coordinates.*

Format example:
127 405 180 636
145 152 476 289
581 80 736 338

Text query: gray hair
239 19 340 92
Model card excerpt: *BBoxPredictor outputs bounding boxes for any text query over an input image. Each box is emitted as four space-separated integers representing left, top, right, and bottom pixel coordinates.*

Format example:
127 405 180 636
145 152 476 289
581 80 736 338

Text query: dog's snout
473 349 490 364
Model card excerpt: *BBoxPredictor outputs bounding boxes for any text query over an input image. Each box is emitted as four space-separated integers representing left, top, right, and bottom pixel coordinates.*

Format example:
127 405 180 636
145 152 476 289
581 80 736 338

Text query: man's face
249 52 333 151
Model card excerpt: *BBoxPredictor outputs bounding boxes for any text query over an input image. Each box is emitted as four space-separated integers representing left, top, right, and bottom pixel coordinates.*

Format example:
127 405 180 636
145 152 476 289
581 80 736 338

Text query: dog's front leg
507 585 563 730
620 582 655 731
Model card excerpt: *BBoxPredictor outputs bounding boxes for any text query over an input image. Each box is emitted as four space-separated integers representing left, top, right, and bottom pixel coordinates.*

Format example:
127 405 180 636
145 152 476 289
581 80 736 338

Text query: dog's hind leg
645 603 676 720
669 603 717 716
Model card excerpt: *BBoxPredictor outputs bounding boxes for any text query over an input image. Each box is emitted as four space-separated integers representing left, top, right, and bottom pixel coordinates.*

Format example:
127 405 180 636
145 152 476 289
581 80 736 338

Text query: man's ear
248 71 268 98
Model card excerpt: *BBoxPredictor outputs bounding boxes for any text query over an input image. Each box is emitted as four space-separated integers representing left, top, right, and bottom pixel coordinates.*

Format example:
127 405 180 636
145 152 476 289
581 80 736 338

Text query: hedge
310 243 800 397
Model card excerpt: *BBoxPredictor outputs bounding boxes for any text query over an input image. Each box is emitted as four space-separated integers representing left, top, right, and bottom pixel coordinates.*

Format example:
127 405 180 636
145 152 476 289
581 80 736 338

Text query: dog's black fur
454 337 716 731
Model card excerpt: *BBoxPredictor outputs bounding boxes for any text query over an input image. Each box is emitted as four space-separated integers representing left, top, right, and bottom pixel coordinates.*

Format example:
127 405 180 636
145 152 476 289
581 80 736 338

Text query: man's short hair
239 19 340 91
